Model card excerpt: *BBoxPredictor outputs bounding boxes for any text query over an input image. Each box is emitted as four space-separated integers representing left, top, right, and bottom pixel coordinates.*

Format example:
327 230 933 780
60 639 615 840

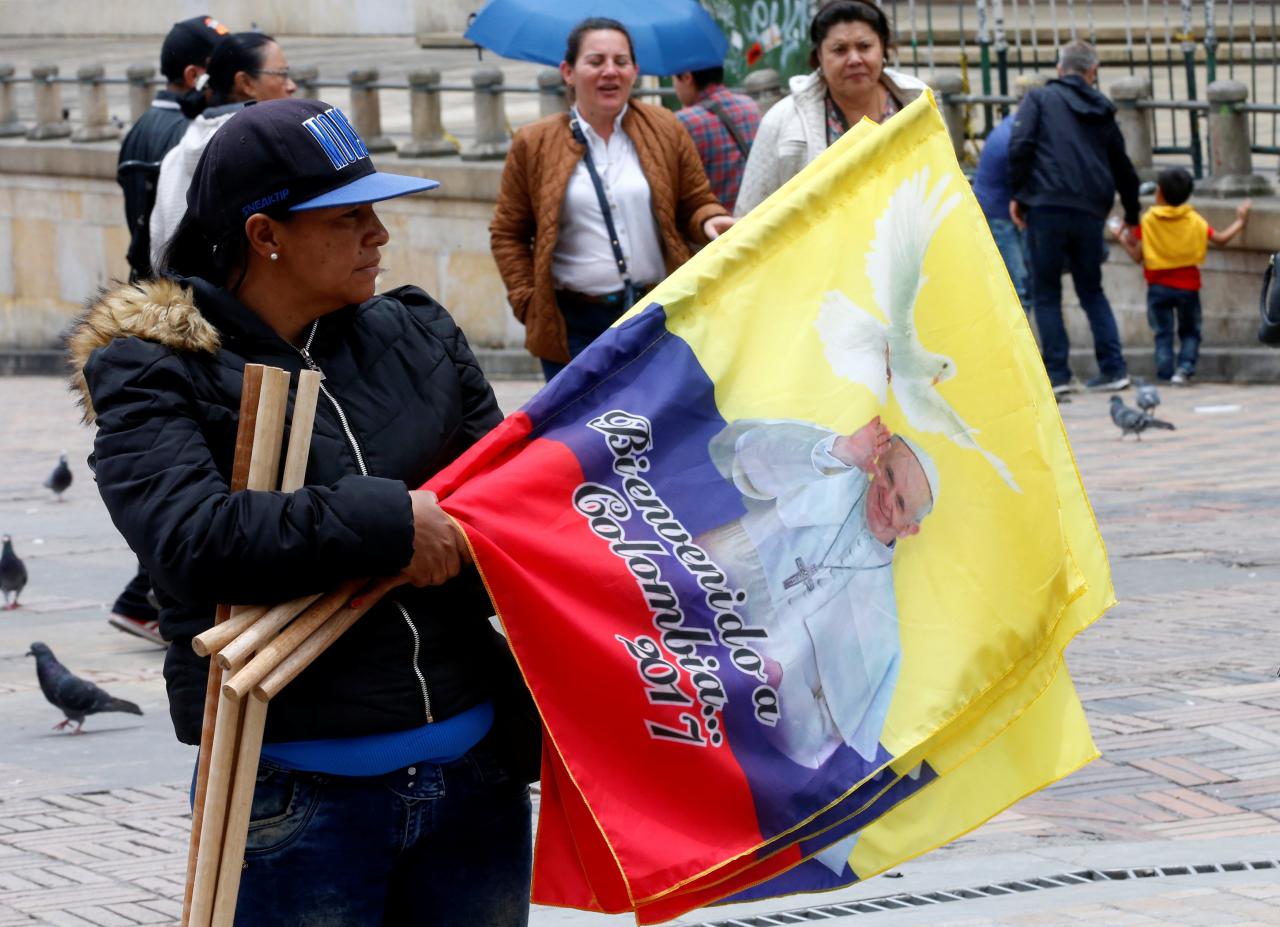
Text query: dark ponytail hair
159 203 292 290
808 0 894 70
206 32 276 106
564 17 636 65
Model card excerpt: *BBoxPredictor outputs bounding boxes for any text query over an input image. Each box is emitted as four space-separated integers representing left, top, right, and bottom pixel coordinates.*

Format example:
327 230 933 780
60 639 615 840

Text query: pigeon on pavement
1 535 27 609
1135 380 1161 418
44 452 72 501
26 642 143 733
1111 395 1175 440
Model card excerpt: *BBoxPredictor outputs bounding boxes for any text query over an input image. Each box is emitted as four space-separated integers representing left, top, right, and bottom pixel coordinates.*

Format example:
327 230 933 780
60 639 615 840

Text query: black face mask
177 87 209 119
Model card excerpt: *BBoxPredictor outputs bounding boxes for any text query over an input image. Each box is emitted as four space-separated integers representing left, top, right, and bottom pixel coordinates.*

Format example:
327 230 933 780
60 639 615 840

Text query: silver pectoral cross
782 556 819 592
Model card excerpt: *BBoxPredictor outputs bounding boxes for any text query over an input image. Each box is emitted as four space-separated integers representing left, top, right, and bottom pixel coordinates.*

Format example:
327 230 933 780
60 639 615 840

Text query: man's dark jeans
1025 207 1128 385
233 743 532 925
1146 283 1202 380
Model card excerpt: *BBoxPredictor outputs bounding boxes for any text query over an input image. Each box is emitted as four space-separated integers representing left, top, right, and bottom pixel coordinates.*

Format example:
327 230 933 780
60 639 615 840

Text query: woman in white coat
735 0 927 216
149 33 297 269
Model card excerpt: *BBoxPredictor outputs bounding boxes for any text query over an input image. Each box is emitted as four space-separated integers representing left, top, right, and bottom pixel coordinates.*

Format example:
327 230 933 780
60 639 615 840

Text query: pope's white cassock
699 420 901 770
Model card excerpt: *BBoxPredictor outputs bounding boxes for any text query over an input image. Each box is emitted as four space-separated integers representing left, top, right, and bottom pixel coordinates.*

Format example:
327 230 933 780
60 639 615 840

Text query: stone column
0 65 25 137
537 68 567 118
1109 75 1154 175
27 64 71 140
743 69 783 115
293 65 319 101
462 67 510 161
400 68 456 157
927 72 966 162
347 68 394 153
72 64 120 143
1206 80 1272 196
126 65 154 125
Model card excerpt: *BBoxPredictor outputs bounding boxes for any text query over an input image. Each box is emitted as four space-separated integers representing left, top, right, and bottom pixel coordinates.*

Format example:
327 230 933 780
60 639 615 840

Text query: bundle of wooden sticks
180 363 390 927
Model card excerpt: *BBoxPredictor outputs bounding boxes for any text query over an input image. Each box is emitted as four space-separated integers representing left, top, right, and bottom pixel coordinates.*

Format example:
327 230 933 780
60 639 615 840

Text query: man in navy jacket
1010 40 1141 395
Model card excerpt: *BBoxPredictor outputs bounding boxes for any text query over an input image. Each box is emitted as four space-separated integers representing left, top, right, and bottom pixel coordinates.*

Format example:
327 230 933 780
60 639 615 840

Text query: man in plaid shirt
674 66 762 214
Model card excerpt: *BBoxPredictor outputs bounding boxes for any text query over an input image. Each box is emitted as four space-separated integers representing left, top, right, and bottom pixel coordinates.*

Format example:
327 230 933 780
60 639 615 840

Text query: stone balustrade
1 61 1279 380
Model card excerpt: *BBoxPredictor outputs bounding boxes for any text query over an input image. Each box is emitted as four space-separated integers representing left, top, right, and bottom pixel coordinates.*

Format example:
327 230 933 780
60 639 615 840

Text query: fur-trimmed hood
69 278 221 423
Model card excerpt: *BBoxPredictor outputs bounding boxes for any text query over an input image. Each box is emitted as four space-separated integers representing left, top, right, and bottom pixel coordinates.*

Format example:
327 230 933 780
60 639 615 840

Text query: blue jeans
1147 284 1202 379
1025 207 1127 385
540 292 629 382
987 216 1031 313
233 743 532 925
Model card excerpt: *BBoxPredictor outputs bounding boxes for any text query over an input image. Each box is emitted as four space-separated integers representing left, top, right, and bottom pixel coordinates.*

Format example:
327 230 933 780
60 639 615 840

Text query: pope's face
866 440 931 544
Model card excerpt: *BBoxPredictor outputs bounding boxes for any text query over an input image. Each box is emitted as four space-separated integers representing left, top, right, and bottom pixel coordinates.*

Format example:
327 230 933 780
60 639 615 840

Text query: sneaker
1085 374 1130 391
1171 369 1191 385
108 613 165 646
1051 376 1082 395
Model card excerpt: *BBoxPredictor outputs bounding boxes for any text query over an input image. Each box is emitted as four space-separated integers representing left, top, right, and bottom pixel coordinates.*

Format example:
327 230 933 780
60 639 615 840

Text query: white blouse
550 106 666 296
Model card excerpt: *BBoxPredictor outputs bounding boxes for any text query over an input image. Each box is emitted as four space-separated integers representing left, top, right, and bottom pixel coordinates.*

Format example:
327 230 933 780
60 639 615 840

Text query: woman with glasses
150 33 298 268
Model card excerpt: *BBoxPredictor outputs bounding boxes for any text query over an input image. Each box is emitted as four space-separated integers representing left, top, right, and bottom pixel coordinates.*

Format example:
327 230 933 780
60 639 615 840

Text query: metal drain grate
690 859 1280 925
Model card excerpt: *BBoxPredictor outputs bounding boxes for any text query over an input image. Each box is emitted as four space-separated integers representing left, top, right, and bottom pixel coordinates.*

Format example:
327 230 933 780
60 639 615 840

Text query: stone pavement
2 375 1280 926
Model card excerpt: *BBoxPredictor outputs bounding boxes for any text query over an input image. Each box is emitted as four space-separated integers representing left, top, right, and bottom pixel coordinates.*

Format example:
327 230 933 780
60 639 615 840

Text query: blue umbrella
464 0 729 77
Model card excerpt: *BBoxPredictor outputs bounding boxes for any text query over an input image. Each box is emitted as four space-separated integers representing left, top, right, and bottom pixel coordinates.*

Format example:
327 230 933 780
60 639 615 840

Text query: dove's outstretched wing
814 290 890 404
866 167 962 333
894 377 1022 493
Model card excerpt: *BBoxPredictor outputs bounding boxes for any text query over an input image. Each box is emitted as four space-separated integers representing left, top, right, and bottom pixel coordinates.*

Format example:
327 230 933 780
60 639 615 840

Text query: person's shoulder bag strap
569 116 635 307
701 94 751 158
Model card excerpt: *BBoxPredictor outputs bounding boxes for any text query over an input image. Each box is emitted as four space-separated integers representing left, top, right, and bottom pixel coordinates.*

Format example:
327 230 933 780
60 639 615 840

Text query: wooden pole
214 593 322 670
221 579 364 700
188 367 291 927
192 605 268 658
183 364 264 926
254 594 383 701
209 694 268 927
207 368 324 927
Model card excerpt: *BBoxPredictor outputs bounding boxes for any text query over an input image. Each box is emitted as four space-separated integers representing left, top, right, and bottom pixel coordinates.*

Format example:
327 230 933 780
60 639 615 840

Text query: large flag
428 91 1113 921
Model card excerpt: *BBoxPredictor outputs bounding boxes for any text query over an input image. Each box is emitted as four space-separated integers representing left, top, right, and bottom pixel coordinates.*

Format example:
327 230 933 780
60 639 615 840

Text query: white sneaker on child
1170 370 1190 385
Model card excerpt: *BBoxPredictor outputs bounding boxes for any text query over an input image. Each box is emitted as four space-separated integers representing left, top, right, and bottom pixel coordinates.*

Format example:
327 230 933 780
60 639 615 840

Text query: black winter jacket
116 92 190 280
1009 75 1142 225
71 277 514 747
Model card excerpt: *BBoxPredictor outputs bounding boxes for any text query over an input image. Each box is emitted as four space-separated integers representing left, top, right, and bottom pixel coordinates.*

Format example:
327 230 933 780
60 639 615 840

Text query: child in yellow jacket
1118 167 1250 384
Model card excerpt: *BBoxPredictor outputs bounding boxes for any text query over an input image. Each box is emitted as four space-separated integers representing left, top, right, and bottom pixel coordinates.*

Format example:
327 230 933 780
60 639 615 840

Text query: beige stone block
103 226 131 283
57 223 107 304
439 249 512 347
12 216 58 300
10 183 83 222
0 219 11 297
380 242 440 296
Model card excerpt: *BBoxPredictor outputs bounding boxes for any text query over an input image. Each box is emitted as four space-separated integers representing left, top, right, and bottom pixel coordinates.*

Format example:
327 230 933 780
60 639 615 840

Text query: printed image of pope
697 416 939 770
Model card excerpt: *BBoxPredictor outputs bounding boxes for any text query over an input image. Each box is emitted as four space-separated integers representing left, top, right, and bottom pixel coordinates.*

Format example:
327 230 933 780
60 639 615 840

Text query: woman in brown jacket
490 17 733 380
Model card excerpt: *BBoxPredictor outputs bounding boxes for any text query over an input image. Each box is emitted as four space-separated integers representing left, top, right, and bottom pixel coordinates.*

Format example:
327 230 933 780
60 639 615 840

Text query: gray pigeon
1 535 26 609
26 642 143 733
44 451 72 501
1110 395 1175 440
1135 380 1161 418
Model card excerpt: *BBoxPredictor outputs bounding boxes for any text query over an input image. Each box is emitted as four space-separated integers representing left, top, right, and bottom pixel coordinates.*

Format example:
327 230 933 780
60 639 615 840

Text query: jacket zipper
294 321 434 723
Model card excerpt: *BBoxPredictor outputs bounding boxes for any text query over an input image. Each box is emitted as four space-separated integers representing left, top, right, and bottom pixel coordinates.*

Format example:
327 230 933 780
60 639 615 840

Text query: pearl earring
270 252 279 262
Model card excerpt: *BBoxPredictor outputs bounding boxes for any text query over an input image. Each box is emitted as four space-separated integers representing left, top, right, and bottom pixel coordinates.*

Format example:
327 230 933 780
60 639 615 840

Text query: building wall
0 138 1274 370
0 0 475 36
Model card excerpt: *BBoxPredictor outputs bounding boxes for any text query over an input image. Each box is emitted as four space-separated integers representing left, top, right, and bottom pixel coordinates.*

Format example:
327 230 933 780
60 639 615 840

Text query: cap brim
289 171 439 211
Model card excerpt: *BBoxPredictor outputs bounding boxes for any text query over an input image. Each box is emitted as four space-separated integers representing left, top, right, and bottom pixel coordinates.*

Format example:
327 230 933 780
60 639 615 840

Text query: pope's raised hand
831 416 891 473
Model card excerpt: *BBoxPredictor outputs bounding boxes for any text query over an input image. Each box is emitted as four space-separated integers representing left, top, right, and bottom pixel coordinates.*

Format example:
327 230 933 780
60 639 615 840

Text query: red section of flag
433 425 765 903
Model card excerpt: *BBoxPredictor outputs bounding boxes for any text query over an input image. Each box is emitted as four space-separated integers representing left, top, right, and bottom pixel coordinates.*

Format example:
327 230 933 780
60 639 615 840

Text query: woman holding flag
71 98 536 924
735 0 928 215
491 16 733 381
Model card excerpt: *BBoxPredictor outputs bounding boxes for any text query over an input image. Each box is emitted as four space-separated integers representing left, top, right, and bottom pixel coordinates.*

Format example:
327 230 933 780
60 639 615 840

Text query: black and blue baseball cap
187 98 439 241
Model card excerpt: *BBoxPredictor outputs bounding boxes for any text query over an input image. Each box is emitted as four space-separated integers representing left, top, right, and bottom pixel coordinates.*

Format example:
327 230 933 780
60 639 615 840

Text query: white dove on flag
814 168 1021 493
